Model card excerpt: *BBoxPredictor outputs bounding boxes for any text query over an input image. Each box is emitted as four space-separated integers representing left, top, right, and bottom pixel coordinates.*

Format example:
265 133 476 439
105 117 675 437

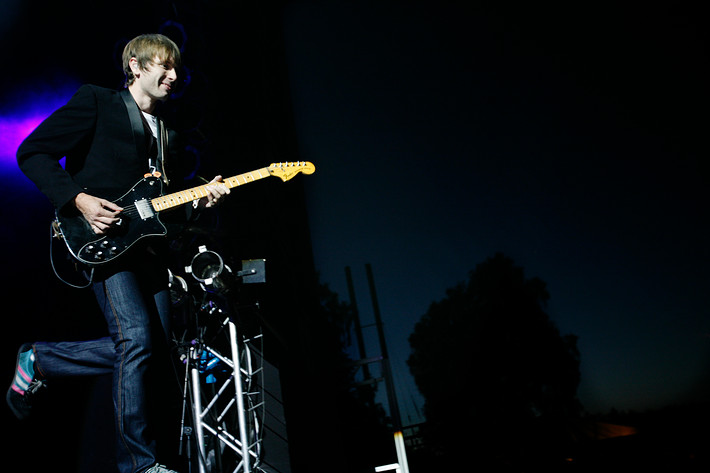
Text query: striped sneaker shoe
6 343 46 420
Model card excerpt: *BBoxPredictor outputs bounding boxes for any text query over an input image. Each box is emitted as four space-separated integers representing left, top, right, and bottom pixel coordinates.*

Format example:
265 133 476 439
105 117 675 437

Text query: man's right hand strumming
73 192 124 234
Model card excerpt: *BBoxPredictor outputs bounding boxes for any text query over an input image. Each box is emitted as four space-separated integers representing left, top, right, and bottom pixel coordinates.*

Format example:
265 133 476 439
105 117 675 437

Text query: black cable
49 223 95 289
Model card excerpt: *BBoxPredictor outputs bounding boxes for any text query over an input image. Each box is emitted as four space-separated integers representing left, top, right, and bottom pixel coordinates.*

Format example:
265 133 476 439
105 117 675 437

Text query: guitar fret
229 173 254 187
153 187 208 211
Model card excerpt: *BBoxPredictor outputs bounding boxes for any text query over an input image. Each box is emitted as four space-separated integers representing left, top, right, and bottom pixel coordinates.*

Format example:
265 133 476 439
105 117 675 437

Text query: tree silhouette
407 253 582 469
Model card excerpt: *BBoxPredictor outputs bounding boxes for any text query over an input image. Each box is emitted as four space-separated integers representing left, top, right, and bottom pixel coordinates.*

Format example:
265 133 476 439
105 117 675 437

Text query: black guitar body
55 176 167 265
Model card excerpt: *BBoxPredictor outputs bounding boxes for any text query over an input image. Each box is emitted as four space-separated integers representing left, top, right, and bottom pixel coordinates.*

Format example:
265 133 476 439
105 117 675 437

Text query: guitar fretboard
151 167 271 211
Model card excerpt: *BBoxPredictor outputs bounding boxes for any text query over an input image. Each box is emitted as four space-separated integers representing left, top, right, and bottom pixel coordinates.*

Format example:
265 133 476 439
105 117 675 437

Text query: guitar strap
120 88 169 185
157 118 169 185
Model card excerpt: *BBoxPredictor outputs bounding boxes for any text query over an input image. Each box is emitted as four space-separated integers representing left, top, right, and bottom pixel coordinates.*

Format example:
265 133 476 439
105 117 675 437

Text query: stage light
168 269 190 307
185 245 233 293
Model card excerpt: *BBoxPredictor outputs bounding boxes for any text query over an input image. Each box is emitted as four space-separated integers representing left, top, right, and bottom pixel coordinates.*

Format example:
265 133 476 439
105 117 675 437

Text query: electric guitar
53 161 315 265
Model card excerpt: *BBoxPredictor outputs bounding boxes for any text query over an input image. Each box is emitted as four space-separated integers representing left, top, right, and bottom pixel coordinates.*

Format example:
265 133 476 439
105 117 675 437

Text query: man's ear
129 57 140 75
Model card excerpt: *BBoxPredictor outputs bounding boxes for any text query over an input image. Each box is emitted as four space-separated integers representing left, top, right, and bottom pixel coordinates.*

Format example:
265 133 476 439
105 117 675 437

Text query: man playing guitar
8 34 228 473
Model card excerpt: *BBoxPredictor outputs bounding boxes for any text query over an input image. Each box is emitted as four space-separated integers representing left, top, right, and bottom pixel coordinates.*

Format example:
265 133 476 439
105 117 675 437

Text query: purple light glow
0 81 80 173
0 116 45 166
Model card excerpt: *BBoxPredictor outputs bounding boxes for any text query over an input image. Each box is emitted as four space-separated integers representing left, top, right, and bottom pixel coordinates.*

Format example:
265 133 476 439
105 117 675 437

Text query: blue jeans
33 259 172 473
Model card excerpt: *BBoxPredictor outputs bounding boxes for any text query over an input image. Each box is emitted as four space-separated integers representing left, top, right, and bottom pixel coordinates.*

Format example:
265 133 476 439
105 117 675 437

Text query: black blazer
17 84 182 211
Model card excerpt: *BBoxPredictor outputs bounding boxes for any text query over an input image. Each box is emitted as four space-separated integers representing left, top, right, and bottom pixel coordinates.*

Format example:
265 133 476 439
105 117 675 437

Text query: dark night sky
280 2 709 416
0 1 707 428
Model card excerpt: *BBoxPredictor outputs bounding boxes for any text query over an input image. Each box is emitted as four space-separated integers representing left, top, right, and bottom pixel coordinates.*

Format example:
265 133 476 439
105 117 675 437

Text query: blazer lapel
120 88 149 167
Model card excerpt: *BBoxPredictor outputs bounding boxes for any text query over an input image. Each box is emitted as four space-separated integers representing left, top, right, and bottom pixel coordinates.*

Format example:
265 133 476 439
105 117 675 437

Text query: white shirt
142 111 158 138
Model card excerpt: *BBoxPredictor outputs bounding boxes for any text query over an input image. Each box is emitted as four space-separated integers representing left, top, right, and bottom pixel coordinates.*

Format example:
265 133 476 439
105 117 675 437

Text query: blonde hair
122 34 181 87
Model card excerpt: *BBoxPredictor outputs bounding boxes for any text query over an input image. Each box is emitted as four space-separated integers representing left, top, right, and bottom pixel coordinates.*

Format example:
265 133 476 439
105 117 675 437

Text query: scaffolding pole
365 264 410 473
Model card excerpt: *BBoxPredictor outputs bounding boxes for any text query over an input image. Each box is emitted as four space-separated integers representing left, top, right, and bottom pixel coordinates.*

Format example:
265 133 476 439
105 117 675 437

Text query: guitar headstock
268 161 316 181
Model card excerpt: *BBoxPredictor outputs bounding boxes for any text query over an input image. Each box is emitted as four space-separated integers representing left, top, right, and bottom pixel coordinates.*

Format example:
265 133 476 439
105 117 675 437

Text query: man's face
134 56 177 103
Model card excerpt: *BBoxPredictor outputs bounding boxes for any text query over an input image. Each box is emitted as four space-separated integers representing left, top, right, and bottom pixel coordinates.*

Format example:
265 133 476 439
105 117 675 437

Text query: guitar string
113 167 282 218
120 203 139 218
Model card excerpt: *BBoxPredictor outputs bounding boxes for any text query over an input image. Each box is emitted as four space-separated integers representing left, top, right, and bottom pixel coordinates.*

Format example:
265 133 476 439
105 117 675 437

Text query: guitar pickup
135 199 155 220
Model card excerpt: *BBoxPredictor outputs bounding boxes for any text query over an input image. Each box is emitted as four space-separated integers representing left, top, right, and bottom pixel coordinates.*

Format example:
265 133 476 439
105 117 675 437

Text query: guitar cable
49 223 95 289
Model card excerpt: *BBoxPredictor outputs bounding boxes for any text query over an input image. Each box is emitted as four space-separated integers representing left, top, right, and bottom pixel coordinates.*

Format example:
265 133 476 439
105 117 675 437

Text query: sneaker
6 343 46 420
143 464 179 473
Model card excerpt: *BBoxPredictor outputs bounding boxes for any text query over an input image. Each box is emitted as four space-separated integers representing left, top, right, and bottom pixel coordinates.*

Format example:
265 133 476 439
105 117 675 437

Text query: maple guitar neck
151 167 272 212
150 161 316 212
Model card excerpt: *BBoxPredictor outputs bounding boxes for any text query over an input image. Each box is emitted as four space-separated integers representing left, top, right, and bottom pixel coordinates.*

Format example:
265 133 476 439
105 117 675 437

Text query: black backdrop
1 2 338 472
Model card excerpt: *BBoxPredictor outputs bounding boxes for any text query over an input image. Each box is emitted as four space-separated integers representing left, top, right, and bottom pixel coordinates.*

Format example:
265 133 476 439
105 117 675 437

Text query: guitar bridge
135 199 155 220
